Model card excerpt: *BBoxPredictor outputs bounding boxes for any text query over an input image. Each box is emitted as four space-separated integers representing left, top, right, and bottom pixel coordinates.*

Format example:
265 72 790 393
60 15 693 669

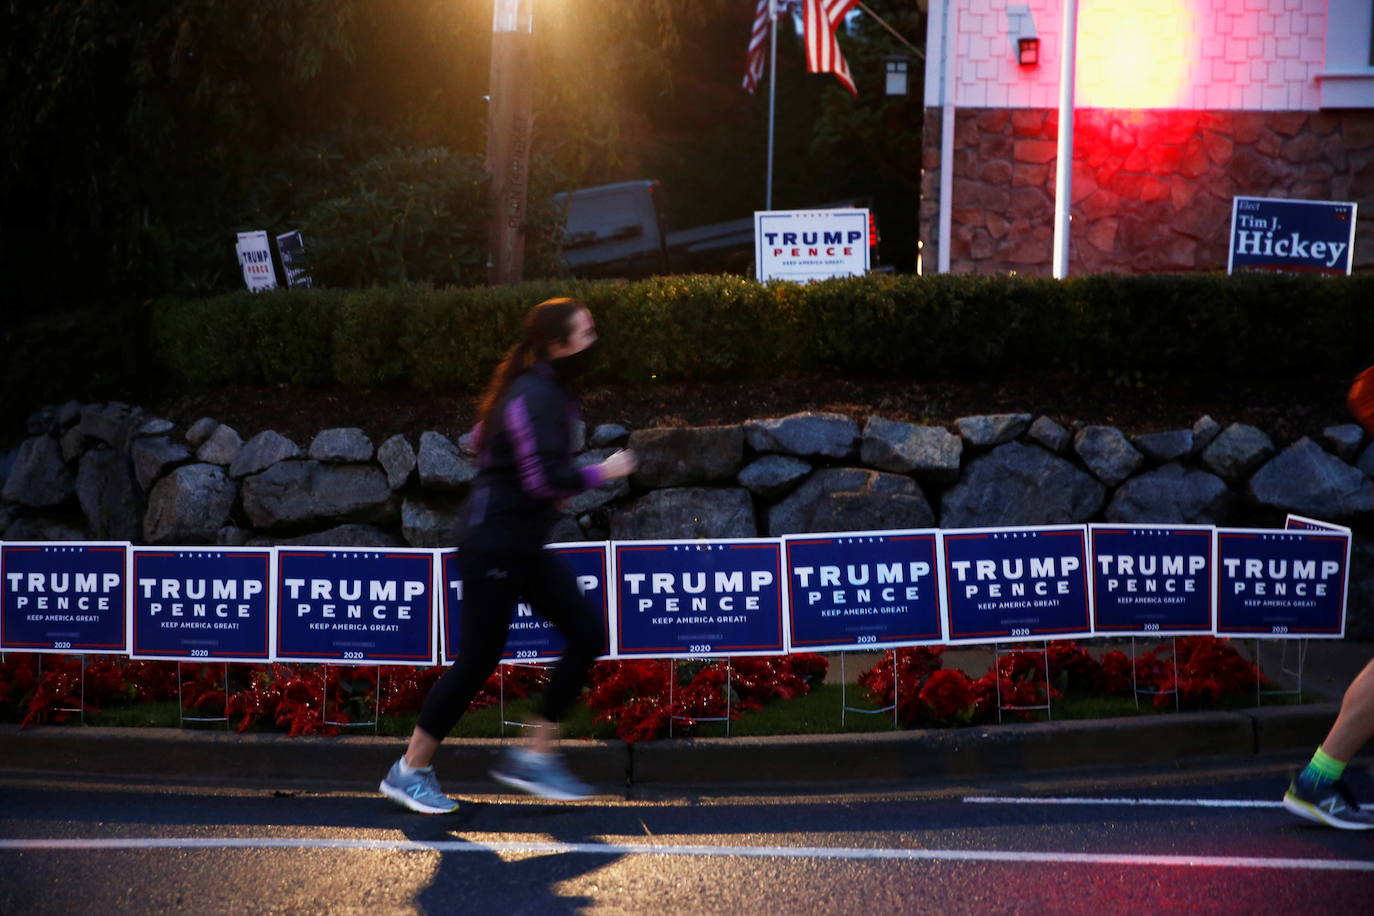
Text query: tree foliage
0 0 926 309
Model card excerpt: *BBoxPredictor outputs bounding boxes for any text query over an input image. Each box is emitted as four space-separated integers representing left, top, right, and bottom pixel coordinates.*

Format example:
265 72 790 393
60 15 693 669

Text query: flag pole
766 0 778 210
1052 0 1079 278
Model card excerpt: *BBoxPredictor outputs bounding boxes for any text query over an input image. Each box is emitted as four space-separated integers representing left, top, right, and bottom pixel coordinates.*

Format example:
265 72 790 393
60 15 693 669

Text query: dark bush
8 272 1372 434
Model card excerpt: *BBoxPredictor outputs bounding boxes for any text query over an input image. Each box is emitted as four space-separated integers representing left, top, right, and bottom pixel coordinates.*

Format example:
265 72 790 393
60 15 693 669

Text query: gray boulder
1191 415 1222 454
196 424 243 466
130 436 192 492
1359 443 1374 479
144 463 237 544
955 413 1032 448
745 412 858 460
241 460 393 530
860 417 962 481
1201 423 1275 481
1105 463 1234 524
60 426 88 463
590 423 630 448
570 419 587 454
457 428 480 456
25 406 56 435
418 431 477 491
76 449 142 540
628 426 744 488
378 434 418 490
55 400 82 428
611 487 757 540
136 417 175 438
566 449 630 514
1247 437 1374 519
230 430 301 479
256 524 405 548
78 402 143 450
4 515 90 541
768 468 934 536
1133 429 1194 464
2 436 74 508
1322 424 1365 462
185 417 219 448
1074 426 1146 487
217 526 251 547
737 455 812 501
1027 416 1071 454
401 496 464 547
941 441 1106 528
548 515 586 544
309 427 374 463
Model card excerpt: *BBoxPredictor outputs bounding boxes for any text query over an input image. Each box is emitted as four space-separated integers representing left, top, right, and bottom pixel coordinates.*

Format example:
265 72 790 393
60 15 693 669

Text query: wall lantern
884 55 910 96
1017 36 1039 66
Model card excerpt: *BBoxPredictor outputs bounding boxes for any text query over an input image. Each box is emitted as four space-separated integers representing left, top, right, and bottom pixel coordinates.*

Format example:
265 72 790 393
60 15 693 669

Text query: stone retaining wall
919 108 1374 275
4 400 1374 636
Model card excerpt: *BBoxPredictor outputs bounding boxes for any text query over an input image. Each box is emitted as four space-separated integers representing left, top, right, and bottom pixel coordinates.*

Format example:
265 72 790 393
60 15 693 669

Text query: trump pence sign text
942 526 1092 644
1 542 129 654
614 539 784 658
784 530 946 651
754 209 870 283
275 548 437 665
129 547 273 662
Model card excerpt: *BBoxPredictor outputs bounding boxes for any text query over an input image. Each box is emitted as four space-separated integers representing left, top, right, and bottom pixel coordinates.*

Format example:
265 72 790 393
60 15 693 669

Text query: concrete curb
0 702 1340 789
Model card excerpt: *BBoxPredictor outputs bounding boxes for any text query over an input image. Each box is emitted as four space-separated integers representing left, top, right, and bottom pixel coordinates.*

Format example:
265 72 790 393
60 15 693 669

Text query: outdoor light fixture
884 55 910 95
1018 36 1039 66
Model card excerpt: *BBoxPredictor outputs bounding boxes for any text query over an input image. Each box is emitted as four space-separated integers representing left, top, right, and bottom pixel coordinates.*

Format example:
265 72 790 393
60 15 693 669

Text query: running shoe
489 748 594 801
379 758 459 814
1283 776 1374 830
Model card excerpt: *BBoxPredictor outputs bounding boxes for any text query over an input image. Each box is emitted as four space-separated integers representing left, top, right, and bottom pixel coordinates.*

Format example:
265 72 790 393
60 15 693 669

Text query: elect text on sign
1228 196 1357 275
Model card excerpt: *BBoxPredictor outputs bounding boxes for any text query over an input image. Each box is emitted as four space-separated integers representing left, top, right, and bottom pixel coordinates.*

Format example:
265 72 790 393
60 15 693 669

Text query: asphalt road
2 759 1372 914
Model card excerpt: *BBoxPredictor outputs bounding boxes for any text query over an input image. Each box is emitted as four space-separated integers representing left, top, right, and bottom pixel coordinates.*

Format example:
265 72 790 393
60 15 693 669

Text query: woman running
381 297 637 813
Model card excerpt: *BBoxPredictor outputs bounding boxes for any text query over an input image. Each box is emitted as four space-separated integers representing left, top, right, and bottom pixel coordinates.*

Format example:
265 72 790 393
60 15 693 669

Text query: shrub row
7 272 1373 430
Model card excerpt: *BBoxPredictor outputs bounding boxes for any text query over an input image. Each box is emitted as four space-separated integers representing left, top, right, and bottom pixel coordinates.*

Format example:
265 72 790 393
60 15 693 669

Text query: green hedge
6 272 1372 432
94 271 1374 389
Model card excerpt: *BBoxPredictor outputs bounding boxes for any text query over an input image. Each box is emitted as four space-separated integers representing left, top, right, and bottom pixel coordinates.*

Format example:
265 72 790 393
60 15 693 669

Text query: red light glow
1075 0 1195 109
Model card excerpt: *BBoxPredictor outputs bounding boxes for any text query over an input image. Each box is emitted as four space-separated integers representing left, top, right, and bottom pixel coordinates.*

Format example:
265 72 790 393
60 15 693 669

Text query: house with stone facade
918 0 1374 274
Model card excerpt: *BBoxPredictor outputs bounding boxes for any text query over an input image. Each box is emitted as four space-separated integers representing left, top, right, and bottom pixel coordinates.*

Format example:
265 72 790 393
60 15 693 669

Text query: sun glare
1075 0 1196 109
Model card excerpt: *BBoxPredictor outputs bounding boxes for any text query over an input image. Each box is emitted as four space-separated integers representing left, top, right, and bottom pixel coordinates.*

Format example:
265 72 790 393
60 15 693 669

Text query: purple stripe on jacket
504 395 604 500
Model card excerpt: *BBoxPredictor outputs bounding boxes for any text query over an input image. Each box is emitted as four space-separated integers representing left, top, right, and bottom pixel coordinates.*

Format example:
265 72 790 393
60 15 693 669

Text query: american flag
742 0 801 93
804 0 859 95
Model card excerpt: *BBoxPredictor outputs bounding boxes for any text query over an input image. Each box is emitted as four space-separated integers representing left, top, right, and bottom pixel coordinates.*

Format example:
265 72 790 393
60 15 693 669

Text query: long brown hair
474 297 588 451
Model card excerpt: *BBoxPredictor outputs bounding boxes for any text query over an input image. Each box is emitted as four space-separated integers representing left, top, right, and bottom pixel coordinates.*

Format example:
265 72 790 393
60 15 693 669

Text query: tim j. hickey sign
1228 196 1357 276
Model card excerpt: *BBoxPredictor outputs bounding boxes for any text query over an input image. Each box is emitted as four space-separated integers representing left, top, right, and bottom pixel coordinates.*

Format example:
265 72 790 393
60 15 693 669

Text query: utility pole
486 0 535 285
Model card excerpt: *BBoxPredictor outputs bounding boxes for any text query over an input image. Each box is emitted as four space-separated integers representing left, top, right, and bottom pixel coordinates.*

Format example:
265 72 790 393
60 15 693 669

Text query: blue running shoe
489 748 594 801
379 758 459 814
1283 776 1374 830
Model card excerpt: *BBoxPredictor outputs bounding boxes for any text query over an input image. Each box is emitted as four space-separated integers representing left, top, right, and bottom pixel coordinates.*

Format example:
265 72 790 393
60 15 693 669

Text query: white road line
963 796 1286 809
0 837 1368 872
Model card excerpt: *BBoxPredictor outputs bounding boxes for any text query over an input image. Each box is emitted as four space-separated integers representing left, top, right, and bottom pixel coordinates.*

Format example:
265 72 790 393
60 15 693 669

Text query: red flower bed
0 638 1268 739
583 654 829 743
858 637 1269 727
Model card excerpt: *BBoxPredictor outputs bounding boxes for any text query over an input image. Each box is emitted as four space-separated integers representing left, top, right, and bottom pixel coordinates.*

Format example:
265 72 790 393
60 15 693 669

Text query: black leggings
416 546 605 740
